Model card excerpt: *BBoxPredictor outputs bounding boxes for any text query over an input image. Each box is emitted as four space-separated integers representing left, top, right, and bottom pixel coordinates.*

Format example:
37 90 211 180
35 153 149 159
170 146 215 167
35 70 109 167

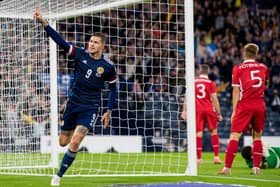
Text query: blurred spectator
270 89 280 112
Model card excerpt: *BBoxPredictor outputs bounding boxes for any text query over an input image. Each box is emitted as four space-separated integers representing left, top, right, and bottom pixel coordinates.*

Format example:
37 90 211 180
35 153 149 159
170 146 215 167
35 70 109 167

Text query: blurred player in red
181 64 223 165
218 43 269 175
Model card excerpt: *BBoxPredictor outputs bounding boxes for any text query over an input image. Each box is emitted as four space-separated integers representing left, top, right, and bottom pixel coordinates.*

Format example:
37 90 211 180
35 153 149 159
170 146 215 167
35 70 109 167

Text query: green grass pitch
0 153 279 187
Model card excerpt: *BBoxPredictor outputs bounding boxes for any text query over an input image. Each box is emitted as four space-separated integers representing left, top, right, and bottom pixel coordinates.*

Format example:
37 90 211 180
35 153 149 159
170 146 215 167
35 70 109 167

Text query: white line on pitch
200 175 280 183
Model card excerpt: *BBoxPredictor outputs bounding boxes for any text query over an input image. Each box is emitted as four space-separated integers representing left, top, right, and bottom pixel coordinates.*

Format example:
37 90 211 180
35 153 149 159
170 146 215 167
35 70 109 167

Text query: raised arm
33 9 72 54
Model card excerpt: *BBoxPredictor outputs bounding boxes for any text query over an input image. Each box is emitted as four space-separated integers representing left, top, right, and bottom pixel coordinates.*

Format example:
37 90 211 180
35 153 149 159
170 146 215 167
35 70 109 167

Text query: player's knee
230 132 241 140
196 131 203 137
59 141 69 147
59 137 70 147
69 140 81 151
252 130 262 140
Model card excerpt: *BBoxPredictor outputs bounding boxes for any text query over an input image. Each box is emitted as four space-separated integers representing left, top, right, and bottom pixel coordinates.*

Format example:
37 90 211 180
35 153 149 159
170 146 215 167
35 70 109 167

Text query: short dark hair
199 64 209 75
92 32 106 44
241 146 252 161
244 43 259 58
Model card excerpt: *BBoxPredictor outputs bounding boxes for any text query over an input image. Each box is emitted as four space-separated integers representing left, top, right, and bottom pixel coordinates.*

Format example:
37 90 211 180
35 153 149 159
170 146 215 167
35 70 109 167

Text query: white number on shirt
197 84 206 99
85 69 92 79
250 70 262 88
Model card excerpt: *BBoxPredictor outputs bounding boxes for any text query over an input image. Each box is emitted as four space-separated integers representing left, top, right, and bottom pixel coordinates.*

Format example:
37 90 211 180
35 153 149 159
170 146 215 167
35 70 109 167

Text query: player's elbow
60 142 68 147
59 140 69 147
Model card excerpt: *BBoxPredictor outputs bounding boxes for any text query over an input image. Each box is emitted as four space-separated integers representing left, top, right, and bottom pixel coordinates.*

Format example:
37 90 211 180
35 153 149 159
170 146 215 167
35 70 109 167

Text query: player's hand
180 112 187 120
33 8 48 27
101 110 111 128
260 162 267 169
217 113 223 122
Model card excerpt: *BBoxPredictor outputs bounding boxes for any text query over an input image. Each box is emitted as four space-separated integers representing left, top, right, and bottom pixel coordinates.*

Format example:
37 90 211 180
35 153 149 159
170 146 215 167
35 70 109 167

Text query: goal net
0 0 196 176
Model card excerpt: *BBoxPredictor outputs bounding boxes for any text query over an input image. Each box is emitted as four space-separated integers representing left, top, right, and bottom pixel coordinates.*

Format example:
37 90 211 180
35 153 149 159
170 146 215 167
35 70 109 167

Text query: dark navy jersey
68 45 117 106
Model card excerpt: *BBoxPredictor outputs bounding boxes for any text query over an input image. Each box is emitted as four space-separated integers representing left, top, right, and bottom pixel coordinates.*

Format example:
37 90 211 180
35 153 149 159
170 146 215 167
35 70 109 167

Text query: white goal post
0 0 196 176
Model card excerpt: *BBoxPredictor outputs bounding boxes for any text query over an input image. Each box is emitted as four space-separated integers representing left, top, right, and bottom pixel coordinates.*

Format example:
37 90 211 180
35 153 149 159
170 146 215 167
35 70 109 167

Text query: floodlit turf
0 153 279 187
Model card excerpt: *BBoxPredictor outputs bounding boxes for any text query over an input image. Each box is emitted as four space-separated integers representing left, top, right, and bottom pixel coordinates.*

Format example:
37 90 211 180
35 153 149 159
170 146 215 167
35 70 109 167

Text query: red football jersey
195 75 216 111
232 60 269 101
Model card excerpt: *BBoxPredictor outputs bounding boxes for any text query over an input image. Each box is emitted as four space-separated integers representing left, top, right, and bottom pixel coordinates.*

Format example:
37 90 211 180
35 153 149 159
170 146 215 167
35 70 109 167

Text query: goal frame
49 0 197 176
0 0 196 176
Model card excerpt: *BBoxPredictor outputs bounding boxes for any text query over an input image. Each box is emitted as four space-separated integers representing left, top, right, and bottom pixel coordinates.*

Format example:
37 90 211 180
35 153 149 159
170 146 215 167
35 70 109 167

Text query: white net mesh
0 0 192 176
0 0 137 19
0 18 51 172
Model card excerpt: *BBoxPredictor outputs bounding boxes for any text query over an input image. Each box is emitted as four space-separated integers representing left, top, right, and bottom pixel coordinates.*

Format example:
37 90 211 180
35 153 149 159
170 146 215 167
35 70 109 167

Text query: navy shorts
61 101 99 131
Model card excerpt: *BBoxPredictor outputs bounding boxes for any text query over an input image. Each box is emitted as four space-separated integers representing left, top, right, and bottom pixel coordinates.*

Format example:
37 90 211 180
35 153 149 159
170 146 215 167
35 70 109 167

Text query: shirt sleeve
232 66 240 87
44 25 84 60
107 82 117 110
106 64 118 110
69 46 84 59
44 25 71 53
107 65 118 84
210 81 216 94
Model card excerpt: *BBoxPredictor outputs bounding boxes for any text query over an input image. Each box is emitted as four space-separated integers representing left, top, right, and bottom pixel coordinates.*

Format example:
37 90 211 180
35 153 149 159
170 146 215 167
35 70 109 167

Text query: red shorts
196 110 217 132
231 100 266 133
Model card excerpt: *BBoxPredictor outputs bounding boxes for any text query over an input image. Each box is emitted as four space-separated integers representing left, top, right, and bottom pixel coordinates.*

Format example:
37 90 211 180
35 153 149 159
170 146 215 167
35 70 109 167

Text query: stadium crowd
55 0 280 151
0 0 280 152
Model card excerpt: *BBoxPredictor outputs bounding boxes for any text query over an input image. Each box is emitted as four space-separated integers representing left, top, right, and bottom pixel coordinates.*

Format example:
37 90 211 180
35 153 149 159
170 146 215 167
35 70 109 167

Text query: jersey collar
199 75 208 79
243 59 255 63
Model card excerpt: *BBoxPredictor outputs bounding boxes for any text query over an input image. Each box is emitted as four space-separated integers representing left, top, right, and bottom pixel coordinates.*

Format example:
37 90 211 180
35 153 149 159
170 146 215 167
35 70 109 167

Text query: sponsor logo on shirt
82 60 87 64
96 67 104 77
